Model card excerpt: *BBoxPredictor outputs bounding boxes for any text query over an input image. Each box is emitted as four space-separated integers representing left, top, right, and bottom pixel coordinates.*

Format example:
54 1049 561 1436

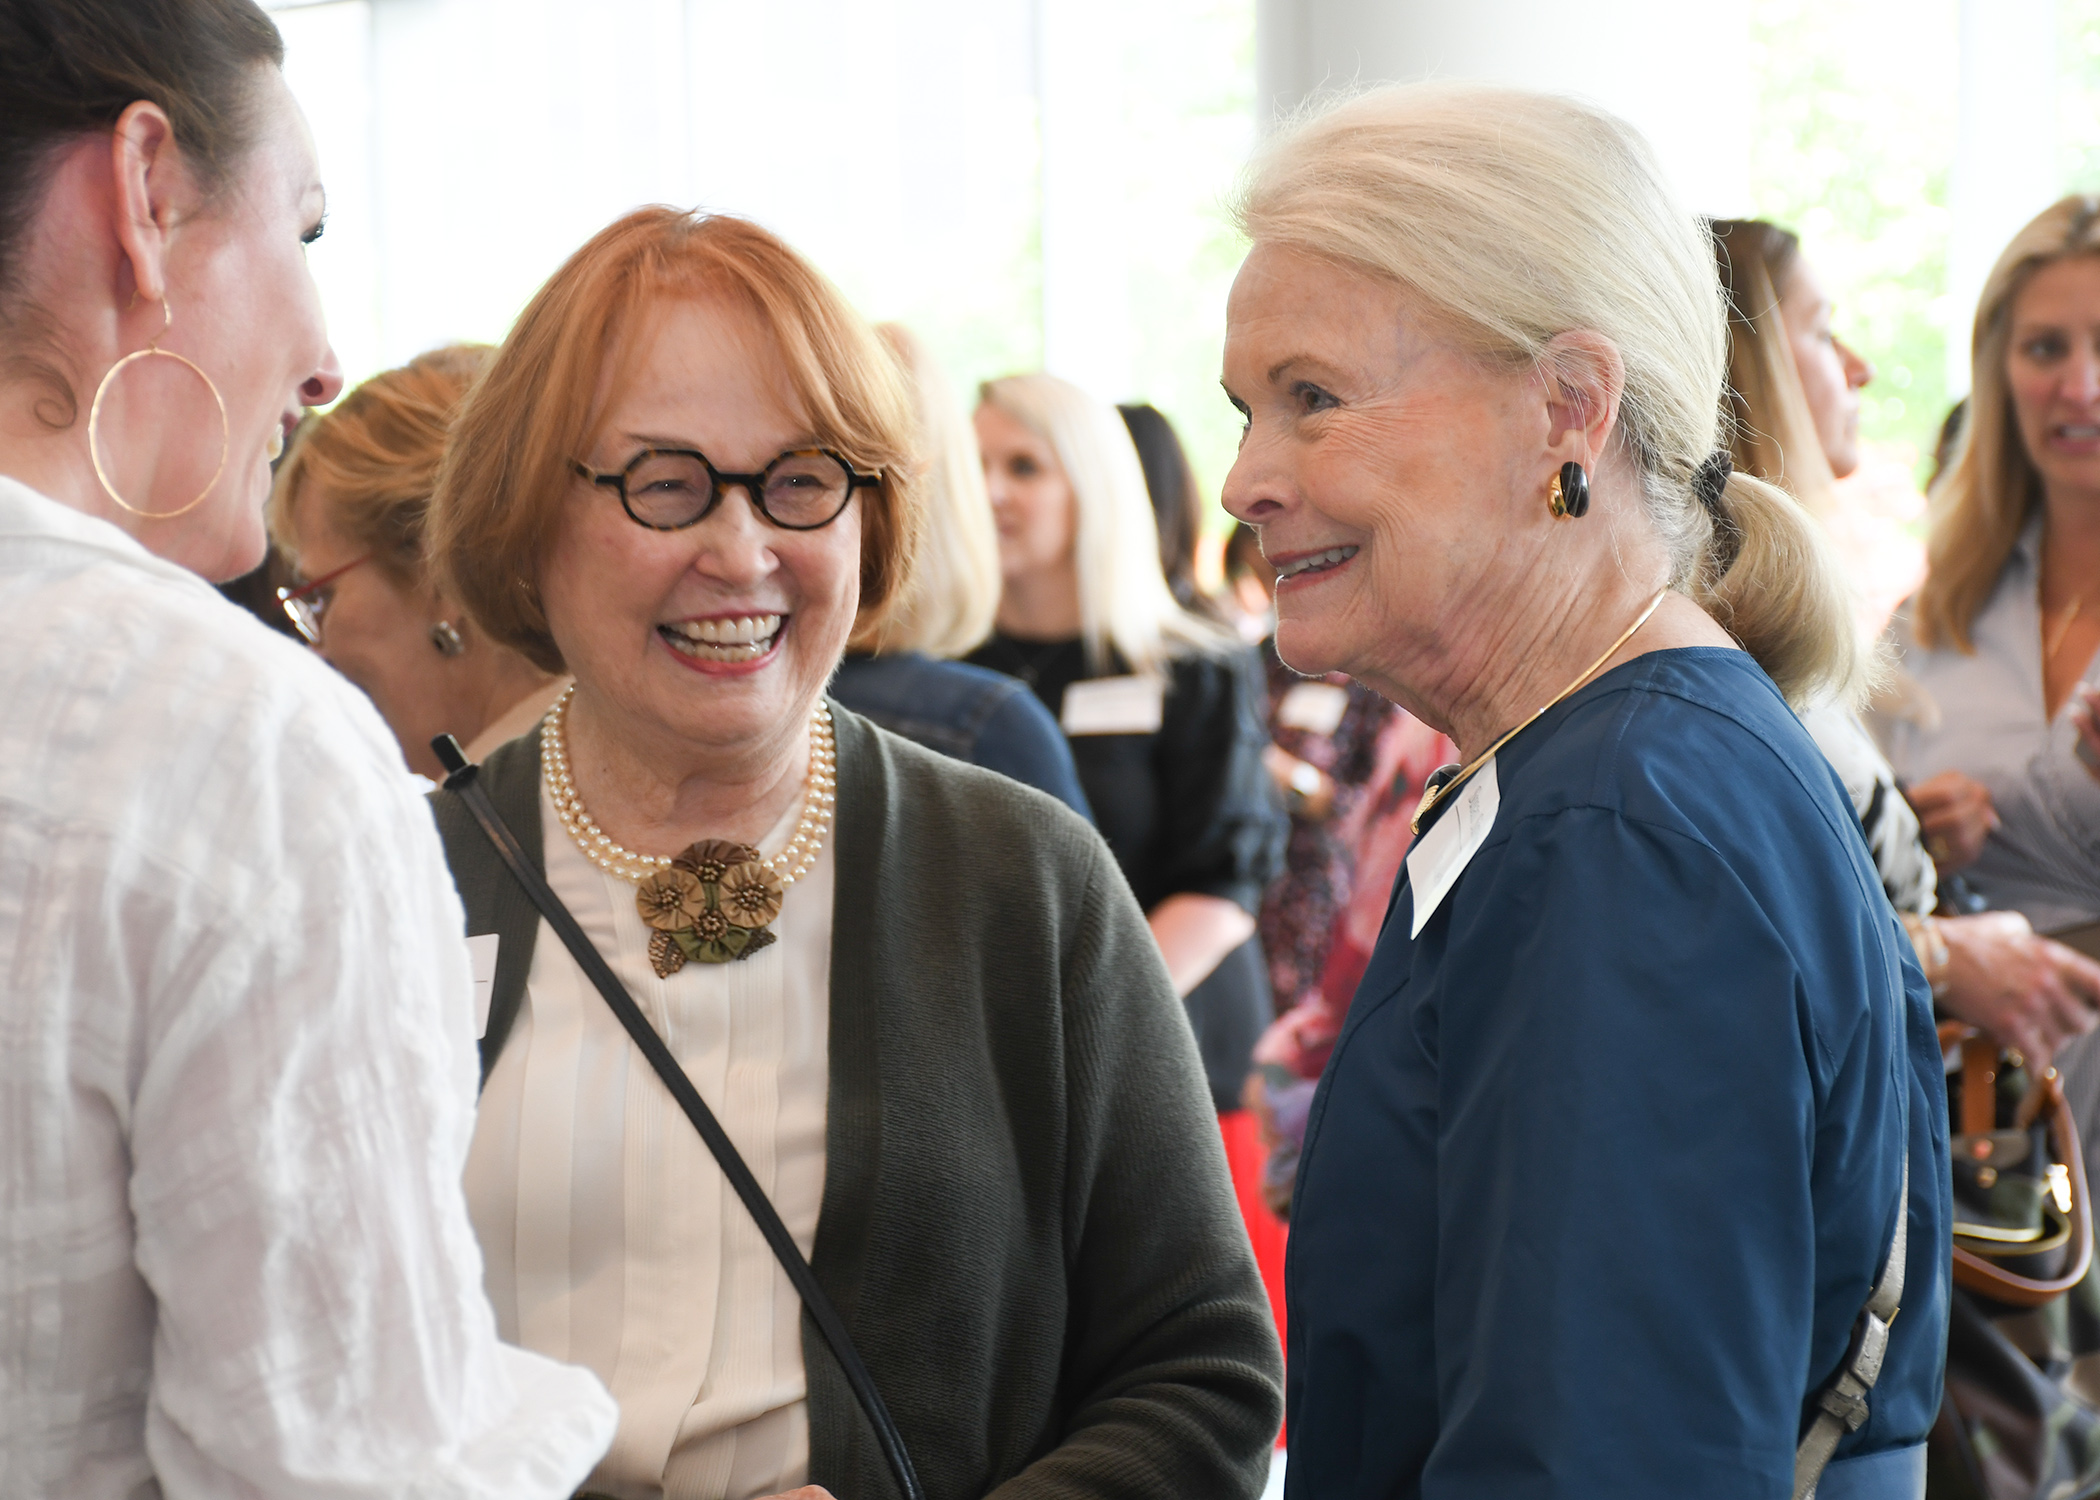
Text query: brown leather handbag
1928 1024 2100 1498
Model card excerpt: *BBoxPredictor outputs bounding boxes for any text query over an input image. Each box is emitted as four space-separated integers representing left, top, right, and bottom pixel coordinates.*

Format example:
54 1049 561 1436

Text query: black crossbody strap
434 737 925 1500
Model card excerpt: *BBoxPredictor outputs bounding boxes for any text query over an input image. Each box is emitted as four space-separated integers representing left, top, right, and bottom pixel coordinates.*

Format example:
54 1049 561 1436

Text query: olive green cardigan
429 704 1283 1499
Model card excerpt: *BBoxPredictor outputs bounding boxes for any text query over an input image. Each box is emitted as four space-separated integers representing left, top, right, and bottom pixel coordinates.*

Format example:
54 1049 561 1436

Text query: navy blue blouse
1285 648 1950 1500
828 652 1093 819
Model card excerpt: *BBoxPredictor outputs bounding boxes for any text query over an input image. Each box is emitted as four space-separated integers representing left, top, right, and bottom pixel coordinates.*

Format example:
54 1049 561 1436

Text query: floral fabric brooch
636 839 786 975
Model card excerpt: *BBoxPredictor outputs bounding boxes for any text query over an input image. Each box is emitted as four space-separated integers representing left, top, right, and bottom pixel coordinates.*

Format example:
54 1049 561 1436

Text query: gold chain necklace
540 685 837 974
1410 591 1669 835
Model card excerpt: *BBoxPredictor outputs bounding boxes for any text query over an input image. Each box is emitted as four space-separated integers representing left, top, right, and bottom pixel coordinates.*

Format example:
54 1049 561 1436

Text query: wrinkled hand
2070 685 2100 783
1908 770 2000 872
1938 910 2100 1070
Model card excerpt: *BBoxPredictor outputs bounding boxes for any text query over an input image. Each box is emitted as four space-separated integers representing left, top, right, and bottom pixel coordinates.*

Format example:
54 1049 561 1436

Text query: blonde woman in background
1883 197 2100 914
967 373 1287 1113
269 345 567 779
827 325 1089 814
1715 218 2100 1070
1229 84 1946 1497
1877 196 2100 1161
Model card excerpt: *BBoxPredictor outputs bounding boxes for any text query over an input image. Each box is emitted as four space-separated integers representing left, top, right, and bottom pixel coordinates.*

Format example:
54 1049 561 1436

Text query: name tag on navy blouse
1406 759 1500 937
1277 680 1349 735
466 933 500 1038
1062 675 1166 735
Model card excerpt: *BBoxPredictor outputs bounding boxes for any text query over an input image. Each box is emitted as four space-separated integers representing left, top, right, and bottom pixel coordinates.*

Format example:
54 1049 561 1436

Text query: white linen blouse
0 477 616 1498
465 781 833 1500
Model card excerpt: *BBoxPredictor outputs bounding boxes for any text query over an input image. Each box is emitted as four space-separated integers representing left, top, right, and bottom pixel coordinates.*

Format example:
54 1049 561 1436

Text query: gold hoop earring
87 297 230 520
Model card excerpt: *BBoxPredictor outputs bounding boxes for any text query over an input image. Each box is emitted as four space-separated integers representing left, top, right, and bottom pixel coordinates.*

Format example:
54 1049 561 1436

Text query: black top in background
967 633 1289 1110
967 634 1285 914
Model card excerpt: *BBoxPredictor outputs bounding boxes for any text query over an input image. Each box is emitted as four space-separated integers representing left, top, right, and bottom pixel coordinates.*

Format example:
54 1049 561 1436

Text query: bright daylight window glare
277 0 2100 608
275 0 1253 506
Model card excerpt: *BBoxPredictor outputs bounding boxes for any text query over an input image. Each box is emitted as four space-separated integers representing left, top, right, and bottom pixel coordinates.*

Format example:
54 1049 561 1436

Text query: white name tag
466 933 500 1038
1277 680 1349 735
1061 674 1165 736
1406 759 1500 938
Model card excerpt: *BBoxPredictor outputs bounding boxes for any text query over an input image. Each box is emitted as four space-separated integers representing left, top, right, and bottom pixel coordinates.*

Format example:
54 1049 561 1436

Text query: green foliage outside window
1749 0 2100 482
1747 0 1958 480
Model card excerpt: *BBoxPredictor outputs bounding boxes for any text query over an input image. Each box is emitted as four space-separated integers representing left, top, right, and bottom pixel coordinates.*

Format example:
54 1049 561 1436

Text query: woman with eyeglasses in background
269 344 566 779
425 207 1282 1500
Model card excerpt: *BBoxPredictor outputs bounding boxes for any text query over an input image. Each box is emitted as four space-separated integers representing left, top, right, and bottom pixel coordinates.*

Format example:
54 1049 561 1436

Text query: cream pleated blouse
465 783 833 1500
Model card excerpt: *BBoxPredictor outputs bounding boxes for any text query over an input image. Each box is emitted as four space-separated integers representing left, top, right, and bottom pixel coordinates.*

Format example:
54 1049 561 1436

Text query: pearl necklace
540 684 837 886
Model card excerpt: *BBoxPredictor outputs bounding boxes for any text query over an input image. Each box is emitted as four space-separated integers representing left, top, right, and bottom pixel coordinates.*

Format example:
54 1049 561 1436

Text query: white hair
1237 81 1863 707
852 323 1001 658
981 372 1230 676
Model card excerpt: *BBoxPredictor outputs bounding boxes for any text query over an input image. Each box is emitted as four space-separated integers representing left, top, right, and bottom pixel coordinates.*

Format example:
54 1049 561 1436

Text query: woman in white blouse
0 1 616 1496
1879 195 2100 1156
1886 195 2100 925
426 208 1283 1500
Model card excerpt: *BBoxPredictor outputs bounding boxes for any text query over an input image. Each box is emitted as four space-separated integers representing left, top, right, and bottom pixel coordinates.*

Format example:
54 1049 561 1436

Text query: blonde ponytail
1688 472 1864 707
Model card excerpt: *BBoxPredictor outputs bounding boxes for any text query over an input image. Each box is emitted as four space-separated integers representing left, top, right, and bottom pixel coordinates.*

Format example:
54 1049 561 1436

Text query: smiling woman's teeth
661 613 783 661
1277 545 1359 581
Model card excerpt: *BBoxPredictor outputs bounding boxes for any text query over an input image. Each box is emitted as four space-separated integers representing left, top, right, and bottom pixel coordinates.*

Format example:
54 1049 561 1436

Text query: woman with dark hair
1117 401 1213 615
0 2 615 1493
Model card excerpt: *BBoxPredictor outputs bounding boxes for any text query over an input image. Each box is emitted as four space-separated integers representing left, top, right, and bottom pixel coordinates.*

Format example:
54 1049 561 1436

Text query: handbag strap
1938 1024 2095 1307
434 736 926 1500
1792 1154 1909 1500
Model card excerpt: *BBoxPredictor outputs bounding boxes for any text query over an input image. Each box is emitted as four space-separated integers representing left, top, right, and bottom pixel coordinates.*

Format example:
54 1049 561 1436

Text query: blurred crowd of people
12 2 2100 1499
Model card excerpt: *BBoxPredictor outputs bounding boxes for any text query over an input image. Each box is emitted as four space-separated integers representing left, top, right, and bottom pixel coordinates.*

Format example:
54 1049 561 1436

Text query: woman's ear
107 100 183 309
1539 329 1626 468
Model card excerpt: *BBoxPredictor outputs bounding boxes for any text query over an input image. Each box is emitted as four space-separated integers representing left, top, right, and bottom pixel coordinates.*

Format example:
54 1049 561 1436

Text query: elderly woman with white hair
967 373 1288 1112
1223 85 1950 1499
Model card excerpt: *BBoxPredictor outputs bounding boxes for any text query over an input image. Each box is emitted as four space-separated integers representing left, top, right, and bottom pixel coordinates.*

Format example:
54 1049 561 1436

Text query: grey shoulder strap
1793 1154 1909 1500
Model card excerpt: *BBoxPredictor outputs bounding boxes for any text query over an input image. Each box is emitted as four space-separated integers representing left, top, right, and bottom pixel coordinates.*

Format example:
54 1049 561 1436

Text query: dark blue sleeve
970 683 1095 823
1419 807 1941 1497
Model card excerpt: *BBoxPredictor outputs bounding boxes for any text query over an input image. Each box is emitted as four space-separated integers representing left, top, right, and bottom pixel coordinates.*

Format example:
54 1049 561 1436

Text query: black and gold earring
1547 461 1590 519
